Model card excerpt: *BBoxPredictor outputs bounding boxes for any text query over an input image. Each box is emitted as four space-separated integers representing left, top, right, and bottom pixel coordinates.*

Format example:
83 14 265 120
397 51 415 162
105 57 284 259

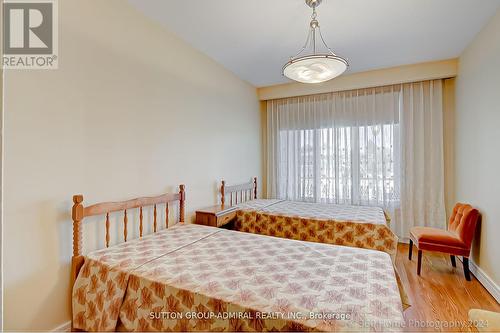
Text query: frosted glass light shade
283 55 348 84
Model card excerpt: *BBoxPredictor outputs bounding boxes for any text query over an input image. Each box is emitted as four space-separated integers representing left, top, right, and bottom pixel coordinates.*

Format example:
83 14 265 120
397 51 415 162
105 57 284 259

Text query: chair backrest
448 203 479 249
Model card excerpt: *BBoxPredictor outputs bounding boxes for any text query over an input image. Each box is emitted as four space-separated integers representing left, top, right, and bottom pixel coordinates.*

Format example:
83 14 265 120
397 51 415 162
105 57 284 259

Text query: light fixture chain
309 5 320 55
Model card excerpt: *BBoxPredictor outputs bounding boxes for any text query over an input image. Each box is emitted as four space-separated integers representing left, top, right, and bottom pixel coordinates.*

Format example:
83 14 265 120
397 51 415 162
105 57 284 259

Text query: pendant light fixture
283 0 348 84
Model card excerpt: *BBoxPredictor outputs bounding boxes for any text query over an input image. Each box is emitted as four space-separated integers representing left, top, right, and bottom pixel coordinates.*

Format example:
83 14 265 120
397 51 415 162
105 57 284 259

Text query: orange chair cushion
410 226 470 257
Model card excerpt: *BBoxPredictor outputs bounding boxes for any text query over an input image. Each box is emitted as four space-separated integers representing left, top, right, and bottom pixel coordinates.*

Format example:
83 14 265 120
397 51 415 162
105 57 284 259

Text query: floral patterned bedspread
237 200 388 225
233 200 398 261
73 224 404 332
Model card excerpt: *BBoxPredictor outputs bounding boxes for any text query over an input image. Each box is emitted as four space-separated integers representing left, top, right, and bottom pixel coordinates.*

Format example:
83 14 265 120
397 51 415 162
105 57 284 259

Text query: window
278 123 400 207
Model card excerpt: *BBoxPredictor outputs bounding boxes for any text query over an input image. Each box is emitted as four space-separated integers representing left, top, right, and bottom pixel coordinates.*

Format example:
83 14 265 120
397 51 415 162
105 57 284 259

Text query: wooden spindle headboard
70 185 185 288
220 177 257 206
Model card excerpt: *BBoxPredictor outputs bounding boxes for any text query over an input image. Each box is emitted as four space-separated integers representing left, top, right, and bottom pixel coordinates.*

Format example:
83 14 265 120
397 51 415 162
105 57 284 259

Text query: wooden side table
195 205 238 228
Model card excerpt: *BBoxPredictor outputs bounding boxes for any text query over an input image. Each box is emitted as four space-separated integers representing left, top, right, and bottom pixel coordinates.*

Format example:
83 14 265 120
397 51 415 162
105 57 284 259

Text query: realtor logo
2 0 58 69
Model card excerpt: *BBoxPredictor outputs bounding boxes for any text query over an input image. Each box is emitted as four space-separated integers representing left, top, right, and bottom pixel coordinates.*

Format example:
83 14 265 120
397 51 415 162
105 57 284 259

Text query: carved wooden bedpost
179 184 185 223
71 194 85 326
253 177 258 199
71 195 85 285
221 180 226 205
72 195 83 256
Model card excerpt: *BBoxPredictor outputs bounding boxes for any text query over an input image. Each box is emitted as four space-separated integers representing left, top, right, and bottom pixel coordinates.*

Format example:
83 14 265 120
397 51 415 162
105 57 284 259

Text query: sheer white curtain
266 80 446 237
398 80 446 237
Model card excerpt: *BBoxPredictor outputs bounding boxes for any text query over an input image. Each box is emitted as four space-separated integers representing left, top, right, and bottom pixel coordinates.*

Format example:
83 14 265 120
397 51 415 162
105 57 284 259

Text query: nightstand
195 205 238 228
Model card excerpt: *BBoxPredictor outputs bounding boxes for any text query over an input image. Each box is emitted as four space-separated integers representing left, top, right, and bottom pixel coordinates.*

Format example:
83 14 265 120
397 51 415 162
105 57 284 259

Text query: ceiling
128 0 500 87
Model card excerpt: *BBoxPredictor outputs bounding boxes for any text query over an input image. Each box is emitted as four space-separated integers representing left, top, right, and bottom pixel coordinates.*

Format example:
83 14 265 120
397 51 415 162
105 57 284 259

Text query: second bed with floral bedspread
233 199 398 261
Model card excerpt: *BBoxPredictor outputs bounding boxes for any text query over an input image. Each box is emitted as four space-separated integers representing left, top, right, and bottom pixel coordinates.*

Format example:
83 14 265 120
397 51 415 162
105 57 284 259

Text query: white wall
2 0 260 330
456 8 500 286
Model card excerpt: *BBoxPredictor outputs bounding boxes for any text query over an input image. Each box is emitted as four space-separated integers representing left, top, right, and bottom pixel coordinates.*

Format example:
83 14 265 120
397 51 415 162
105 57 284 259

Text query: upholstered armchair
408 203 479 281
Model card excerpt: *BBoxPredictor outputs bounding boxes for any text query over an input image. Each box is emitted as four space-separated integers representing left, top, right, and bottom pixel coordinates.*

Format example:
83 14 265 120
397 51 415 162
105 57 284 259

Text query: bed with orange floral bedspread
232 199 398 262
73 223 404 332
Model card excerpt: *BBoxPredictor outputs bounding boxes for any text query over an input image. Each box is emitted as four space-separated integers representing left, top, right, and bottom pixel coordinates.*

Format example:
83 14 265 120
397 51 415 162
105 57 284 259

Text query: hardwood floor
397 243 499 332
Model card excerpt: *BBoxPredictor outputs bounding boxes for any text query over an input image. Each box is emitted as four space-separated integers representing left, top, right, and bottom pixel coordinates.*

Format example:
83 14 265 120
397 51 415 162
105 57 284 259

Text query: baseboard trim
460 257 500 303
52 321 71 332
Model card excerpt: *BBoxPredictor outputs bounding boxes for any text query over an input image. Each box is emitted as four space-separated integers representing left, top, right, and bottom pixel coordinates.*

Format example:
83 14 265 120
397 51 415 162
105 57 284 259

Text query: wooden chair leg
417 250 422 275
450 255 456 267
408 239 413 260
463 257 471 281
